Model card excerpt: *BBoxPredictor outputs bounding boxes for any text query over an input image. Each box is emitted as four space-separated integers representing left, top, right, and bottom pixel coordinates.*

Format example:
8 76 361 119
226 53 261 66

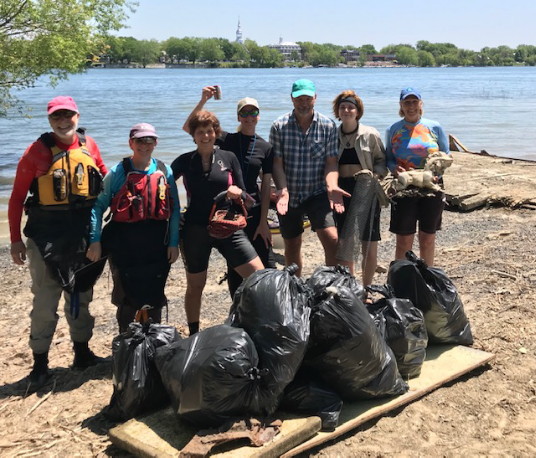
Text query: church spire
236 18 243 44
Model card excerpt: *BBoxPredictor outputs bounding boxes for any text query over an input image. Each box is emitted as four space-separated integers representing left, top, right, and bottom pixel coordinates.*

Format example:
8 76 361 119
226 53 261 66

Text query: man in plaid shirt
270 79 349 276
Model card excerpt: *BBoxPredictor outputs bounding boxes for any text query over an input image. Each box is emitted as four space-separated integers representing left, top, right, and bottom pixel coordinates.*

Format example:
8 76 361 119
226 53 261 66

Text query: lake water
1 66 536 243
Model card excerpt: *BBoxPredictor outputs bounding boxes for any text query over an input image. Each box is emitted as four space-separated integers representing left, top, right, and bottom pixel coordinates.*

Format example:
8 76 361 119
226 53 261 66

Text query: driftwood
444 136 536 212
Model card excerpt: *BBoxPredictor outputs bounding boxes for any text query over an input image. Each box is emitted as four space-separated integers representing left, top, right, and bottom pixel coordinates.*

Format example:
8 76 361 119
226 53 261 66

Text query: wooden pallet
109 345 493 457
282 345 494 457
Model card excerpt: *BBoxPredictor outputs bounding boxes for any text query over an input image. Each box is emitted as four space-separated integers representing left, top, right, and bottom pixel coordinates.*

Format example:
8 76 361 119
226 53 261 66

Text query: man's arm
325 156 349 214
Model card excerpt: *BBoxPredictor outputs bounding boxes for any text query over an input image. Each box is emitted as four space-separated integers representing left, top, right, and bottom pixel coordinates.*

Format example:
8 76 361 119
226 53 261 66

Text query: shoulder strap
155 159 168 175
121 157 133 173
38 132 56 149
38 128 87 150
76 127 87 144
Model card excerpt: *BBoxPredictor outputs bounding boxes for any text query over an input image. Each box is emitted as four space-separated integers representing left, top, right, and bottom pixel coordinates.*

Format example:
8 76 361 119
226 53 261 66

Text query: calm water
1 66 536 242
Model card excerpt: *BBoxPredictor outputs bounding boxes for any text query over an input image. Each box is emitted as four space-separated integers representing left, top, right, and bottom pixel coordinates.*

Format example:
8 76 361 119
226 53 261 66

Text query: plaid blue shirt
270 110 338 208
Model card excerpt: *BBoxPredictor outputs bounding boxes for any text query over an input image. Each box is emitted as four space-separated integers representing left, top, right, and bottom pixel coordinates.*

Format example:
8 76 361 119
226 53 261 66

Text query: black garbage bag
155 324 266 428
304 285 408 400
280 371 343 431
227 265 311 414
387 251 473 345
352 345 409 399
367 284 428 378
306 265 365 301
105 322 180 421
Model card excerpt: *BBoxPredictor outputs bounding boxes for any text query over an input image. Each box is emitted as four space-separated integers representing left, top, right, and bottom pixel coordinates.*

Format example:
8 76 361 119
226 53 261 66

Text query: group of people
8 80 450 392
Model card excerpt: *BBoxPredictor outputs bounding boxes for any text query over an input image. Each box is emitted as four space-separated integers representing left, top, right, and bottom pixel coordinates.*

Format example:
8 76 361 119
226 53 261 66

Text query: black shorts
334 177 381 242
181 223 258 274
278 192 335 239
389 193 445 235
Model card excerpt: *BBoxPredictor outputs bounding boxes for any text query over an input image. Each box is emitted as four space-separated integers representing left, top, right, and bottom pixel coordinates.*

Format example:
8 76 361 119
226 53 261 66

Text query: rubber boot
27 352 51 393
72 341 106 370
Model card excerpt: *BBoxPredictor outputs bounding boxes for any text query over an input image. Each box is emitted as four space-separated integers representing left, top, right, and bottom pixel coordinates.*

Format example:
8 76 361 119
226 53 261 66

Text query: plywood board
109 409 321 457
282 345 494 457
109 345 493 457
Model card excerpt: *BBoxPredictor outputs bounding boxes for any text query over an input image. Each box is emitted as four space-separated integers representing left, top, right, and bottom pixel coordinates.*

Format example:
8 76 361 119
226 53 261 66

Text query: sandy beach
0 151 535 456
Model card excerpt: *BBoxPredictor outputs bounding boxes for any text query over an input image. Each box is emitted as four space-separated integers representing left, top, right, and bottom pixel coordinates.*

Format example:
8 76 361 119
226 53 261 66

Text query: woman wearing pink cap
87 123 181 332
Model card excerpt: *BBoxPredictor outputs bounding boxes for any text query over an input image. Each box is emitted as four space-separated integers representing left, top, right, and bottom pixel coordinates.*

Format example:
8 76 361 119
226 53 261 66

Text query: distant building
370 54 397 62
341 49 361 62
268 37 302 60
236 19 243 44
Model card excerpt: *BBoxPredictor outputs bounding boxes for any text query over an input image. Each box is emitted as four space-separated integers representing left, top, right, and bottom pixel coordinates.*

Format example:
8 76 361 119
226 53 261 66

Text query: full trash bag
304 285 408 400
227 265 311 414
280 371 343 431
104 322 180 421
307 265 365 301
387 251 473 345
154 324 265 428
367 285 428 378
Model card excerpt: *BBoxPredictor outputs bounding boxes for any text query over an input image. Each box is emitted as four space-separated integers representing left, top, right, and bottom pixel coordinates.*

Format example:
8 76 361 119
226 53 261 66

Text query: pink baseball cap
129 123 159 138
47 96 79 115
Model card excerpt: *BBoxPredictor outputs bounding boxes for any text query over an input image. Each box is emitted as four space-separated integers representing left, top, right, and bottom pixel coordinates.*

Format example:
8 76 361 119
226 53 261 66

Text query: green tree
417 50 436 67
133 39 161 67
182 37 202 64
200 38 225 64
359 44 377 57
0 0 136 116
216 38 234 61
395 46 418 66
164 37 189 62
230 42 250 64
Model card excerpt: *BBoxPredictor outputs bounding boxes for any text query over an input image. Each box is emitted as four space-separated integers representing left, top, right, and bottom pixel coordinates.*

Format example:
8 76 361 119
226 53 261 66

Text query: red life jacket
110 158 171 223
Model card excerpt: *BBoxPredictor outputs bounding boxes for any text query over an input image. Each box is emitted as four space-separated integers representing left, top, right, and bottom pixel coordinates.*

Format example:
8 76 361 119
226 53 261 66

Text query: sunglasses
133 137 157 144
239 110 259 118
49 110 77 120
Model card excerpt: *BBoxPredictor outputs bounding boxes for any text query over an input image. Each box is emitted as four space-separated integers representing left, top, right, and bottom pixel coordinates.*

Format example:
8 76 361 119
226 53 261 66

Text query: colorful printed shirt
385 117 450 172
270 110 338 208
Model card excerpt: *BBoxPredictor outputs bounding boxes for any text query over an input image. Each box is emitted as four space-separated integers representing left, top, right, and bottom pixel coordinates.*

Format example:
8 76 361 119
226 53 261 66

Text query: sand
0 151 535 456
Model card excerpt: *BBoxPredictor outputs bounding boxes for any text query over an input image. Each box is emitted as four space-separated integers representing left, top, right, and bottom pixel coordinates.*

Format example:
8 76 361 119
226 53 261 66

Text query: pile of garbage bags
105 257 473 431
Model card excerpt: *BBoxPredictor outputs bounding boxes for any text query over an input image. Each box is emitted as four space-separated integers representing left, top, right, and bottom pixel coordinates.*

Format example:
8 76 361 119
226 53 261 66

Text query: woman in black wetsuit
172 110 264 335
183 86 275 297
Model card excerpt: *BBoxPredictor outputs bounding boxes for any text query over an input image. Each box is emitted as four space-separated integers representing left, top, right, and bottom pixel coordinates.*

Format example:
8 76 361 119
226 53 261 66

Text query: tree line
2 0 536 117
98 36 536 68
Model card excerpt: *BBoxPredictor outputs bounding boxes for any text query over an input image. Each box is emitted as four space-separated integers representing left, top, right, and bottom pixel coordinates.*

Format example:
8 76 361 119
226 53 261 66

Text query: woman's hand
86 242 102 262
201 86 215 103
254 222 272 248
168 246 179 264
226 185 243 200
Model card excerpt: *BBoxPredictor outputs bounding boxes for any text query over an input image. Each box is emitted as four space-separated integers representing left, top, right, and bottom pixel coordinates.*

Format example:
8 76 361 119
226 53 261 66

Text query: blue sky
117 0 536 50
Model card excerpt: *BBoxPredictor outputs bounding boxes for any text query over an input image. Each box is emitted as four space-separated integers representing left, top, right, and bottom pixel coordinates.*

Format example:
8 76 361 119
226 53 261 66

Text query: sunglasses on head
49 110 77 120
239 110 259 118
133 137 157 144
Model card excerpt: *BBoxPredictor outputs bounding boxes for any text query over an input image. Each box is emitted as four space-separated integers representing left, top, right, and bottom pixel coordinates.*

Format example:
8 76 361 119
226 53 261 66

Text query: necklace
340 124 359 148
198 150 214 177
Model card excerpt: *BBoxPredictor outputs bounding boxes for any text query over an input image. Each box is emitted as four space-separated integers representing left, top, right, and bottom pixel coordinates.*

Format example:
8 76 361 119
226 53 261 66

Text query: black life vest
30 129 103 208
110 158 172 223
